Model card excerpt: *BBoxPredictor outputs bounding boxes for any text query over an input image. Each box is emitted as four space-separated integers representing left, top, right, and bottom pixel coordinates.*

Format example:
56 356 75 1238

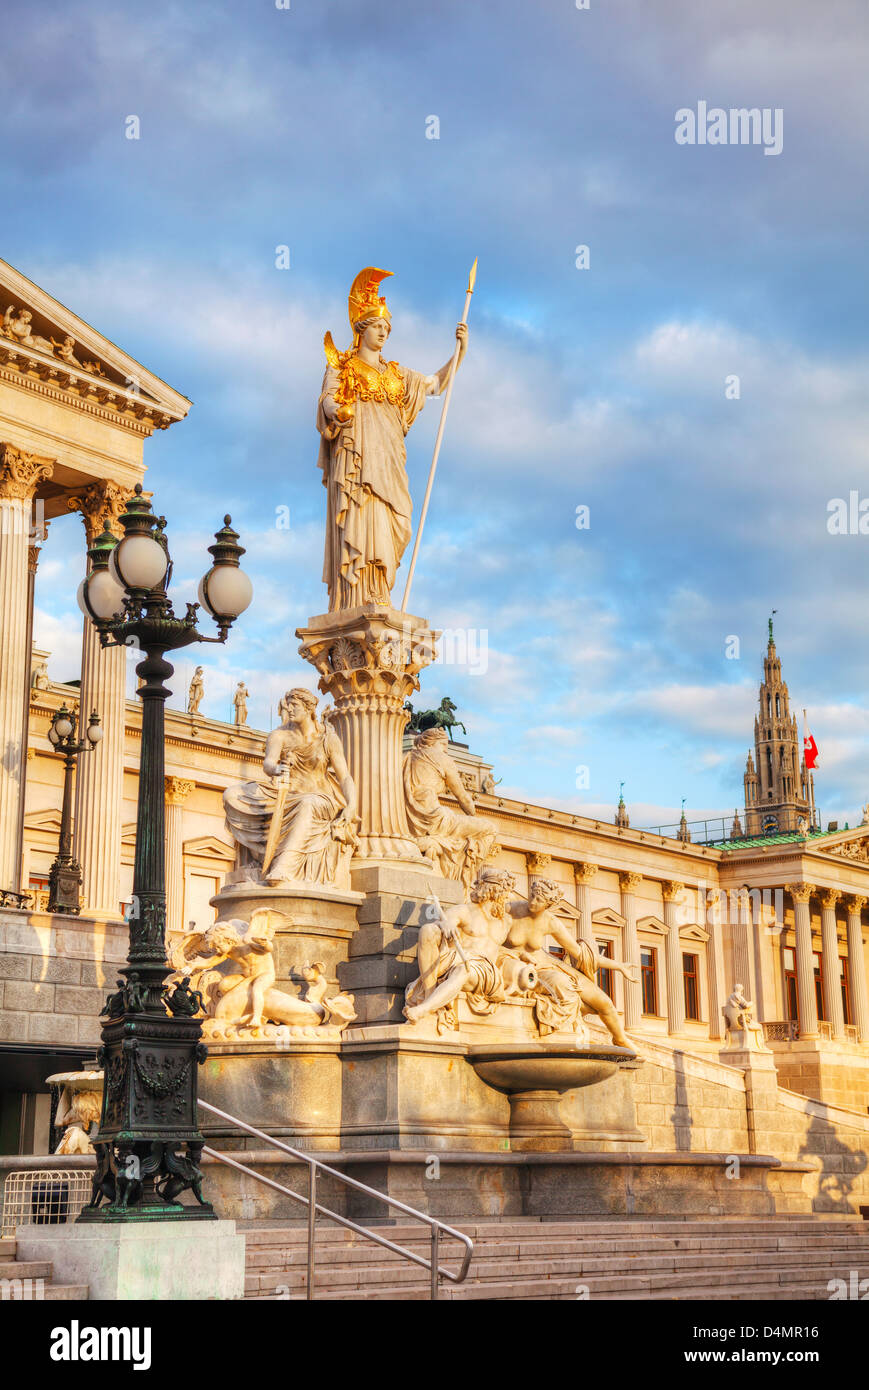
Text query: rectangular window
783 947 798 1024
641 946 658 1016
595 939 614 1000
683 953 700 1021
813 951 824 1022
841 955 853 1027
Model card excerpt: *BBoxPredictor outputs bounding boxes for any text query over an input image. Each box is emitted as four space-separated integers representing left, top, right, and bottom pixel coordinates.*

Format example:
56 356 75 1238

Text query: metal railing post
196 1099 473 1296
307 1164 316 1300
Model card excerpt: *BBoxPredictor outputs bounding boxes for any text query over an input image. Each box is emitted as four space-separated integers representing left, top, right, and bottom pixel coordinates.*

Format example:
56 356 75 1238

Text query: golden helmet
348 267 393 330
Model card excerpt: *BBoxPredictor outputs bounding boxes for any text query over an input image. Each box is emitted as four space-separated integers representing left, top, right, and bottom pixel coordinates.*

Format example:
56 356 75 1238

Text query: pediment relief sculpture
826 834 869 864
4 303 107 375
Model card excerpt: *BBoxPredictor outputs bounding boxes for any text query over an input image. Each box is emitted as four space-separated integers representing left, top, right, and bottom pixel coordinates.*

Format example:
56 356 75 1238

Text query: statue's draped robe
223 728 348 884
403 741 498 885
317 361 434 609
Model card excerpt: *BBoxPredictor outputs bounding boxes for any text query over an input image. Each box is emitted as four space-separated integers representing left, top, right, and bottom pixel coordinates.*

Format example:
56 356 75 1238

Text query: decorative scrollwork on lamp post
75 484 252 1224
46 703 103 914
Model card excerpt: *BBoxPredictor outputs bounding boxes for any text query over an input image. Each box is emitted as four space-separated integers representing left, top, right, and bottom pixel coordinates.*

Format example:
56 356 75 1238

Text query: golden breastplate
342 356 404 406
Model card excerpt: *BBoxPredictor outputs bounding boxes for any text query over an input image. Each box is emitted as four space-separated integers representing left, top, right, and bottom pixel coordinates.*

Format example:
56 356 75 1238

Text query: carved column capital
819 888 841 910
845 894 867 915
526 851 552 875
661 880 684 903
28 527 50 574
787 881 815 904
573 861 598 885
0 442 54 501
68 478 131 543
619 871 642 894
164 776 195 806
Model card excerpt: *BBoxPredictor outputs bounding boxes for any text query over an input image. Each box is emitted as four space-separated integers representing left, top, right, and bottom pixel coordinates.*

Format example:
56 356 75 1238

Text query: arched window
775 694 781 717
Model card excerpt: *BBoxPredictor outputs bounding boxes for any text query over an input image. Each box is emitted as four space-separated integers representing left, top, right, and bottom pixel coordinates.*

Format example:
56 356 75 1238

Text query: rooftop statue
317 267 468 611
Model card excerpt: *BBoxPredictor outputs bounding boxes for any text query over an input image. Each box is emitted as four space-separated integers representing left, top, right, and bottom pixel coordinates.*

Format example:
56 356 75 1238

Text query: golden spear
400 258 477 613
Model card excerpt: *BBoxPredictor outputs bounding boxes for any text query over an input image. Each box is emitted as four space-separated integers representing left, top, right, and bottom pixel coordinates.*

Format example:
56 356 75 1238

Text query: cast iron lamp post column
46 704 102 914
76 484 252 1223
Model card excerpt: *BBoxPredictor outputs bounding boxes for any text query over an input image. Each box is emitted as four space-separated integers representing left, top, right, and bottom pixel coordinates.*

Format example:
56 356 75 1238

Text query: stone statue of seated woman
223 687 358 889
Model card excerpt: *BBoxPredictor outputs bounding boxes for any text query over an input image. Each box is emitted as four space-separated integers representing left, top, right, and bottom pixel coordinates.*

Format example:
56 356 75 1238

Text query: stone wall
0 907 126 1049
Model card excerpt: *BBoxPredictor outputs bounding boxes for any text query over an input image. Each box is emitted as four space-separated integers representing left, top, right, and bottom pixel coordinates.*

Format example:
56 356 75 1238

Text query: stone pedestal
296 604 438 865
344 863 464 1024
17 1219 245 1300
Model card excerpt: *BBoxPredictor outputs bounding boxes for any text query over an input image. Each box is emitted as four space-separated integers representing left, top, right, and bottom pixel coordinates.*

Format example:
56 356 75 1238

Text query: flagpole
400 258 477 614
803 707 817 829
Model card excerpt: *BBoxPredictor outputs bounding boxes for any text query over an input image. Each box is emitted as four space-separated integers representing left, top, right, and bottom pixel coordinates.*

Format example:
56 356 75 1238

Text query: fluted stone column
661 880 685 1035
845 895 869 1042
71 483 129 917
731 887 757 1001
819 889 845 1040
573 861 597 945
619 871 642 1030
787 882 818 1039
705 889 727 1040
297 607 437 865
165 777 194 937
0 444 53 890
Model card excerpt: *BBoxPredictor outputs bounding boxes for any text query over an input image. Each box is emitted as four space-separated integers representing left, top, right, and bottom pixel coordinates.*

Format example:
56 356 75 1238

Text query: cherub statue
318 267 468 610
403 728 498 887
505 878 637 1046
173 909 355 1033
51 334 82 367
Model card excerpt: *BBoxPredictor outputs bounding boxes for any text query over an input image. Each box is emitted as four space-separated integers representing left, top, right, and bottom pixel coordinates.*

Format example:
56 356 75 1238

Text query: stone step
246 1249 869 1296
241 1217 865 1245
0 1259 54 1281
0 1239 16 1258
244 1230 869 1270
1 1282 90 1301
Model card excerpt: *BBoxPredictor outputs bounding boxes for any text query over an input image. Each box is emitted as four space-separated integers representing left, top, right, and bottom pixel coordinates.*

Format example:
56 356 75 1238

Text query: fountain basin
468 1044 643 1152
469 1045 636 1094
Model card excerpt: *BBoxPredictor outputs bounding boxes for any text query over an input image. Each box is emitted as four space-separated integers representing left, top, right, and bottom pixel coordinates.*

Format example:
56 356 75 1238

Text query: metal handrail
197 1099 473 1300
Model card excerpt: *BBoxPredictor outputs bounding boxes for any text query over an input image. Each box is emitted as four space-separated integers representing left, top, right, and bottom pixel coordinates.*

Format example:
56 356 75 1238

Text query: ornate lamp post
76 484 252 1223
46 704 103 914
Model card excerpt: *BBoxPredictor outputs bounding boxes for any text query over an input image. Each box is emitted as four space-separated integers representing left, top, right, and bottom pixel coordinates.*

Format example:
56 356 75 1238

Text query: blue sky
6 0 869 828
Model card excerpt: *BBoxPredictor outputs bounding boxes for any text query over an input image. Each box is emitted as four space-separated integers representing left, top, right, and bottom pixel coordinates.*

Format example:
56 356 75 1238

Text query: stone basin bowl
468 1045 637 1095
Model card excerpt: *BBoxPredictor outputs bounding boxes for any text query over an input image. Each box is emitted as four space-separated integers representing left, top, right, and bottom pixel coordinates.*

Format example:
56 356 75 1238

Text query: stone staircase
243 1217 869 1301
0 1236 88 1300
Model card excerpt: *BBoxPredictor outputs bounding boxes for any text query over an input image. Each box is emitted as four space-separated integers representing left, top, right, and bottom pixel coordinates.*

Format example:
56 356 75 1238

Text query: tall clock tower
743 618 813 835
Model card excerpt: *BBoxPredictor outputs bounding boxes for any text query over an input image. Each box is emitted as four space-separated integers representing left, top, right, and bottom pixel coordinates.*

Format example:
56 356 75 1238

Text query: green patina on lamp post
46 703 103 915
76 485 252 1223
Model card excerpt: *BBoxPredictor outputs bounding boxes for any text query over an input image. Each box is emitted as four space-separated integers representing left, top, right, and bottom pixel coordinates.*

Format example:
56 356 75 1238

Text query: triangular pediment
0 258 190 426
813 825 869 865
637 914 669 936
591 907 625 929
679 923 710 943
182 835 235 862
23 807 62 834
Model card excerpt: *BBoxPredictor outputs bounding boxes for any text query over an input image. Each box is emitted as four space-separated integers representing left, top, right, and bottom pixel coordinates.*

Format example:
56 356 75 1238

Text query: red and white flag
803 711 819 770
